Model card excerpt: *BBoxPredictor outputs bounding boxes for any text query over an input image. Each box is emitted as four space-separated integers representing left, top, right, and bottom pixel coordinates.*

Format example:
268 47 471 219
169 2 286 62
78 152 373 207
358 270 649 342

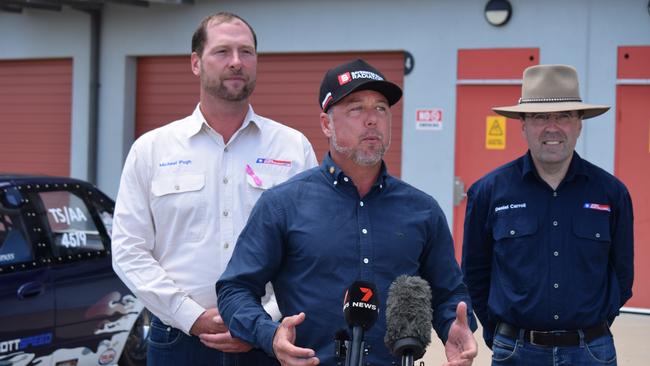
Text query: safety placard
416 109 443 131
486 116 506 150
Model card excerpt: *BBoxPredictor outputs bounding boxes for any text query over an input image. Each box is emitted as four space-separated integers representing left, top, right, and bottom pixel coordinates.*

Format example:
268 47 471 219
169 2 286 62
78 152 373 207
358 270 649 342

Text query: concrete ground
421 313 650 365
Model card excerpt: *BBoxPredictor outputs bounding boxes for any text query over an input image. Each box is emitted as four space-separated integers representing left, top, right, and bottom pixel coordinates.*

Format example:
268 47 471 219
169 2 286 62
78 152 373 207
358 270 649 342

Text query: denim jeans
491 329 617 366
147 315 279 366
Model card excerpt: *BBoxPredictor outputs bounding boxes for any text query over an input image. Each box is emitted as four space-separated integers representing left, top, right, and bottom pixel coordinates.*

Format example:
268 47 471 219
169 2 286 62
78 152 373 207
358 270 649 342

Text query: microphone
343 281 379 366
384 275 432 366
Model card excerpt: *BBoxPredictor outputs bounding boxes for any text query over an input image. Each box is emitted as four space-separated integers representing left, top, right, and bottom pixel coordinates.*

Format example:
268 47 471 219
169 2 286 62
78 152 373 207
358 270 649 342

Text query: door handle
17 281 45 300
454 176 467 206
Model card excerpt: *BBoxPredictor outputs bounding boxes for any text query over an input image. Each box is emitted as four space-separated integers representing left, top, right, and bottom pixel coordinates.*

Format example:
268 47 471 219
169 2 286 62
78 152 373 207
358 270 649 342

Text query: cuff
175 297 206 335
258 320 280 357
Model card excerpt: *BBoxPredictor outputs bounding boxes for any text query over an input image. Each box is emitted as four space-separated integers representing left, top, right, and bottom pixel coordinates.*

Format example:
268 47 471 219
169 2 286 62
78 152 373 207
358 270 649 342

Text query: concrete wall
2 0 649 225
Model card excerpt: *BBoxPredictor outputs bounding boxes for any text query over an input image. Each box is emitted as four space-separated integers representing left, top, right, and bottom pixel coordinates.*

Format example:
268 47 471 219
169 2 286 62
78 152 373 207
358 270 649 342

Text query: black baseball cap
319 59 403 112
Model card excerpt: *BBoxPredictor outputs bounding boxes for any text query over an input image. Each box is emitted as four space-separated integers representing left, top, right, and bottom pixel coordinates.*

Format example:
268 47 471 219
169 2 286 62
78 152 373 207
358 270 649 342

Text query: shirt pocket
571 211 611 289
492 214 539 290
243 171 291 216
151 174 207 243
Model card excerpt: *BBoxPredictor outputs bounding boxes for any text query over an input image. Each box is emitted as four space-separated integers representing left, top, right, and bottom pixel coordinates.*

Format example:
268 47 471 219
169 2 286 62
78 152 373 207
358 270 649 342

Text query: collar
320 153 389 190
521 150 589 182
185 104 261 139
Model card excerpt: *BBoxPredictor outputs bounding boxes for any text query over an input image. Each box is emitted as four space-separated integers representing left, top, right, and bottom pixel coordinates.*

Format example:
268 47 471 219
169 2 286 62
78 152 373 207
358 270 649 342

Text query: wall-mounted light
485 0 512 27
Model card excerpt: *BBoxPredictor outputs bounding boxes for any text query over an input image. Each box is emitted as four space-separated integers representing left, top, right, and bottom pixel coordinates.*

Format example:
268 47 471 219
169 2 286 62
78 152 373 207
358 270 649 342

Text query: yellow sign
486 116 506 150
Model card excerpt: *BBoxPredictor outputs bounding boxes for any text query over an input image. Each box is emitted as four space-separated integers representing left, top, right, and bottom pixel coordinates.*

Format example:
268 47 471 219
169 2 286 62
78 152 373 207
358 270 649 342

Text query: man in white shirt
111 12 317 366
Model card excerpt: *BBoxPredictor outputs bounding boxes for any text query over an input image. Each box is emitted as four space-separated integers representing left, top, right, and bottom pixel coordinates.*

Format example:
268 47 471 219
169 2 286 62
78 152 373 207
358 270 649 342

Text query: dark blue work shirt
462 151 634 347
217 154 474 365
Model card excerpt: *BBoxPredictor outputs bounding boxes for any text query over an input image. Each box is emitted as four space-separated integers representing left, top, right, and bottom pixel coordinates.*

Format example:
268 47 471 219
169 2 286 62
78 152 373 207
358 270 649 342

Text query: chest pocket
151 174 207 242
572 210 611 243
243 171 291 217
492 214 538 241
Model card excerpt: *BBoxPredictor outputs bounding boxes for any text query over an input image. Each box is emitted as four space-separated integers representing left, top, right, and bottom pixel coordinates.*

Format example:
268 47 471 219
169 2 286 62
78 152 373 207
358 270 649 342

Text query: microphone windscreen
384 275 432 359
343 280 379 330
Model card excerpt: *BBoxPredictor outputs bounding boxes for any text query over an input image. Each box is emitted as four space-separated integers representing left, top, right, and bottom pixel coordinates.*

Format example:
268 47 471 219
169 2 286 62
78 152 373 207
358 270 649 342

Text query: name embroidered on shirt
583 203 611 212
494 202 527 213
159 159 192 167
256 158 292 167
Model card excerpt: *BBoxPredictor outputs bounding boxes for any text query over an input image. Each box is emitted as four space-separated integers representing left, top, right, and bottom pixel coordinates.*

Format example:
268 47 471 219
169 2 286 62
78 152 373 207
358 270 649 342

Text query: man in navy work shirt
462 64 634 365
216 59 478 366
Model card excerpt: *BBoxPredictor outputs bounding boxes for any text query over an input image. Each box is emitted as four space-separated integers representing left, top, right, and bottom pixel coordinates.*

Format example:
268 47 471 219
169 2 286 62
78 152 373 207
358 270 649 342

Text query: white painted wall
2 0 649 226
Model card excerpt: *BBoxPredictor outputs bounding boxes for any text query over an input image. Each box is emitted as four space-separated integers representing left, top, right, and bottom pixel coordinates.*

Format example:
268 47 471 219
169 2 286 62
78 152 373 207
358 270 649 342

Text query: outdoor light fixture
485 0 512 27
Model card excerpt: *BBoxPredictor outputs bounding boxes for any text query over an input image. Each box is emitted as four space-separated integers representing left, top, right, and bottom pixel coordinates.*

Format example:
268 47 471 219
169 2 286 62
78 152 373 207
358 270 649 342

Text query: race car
0 175 148 366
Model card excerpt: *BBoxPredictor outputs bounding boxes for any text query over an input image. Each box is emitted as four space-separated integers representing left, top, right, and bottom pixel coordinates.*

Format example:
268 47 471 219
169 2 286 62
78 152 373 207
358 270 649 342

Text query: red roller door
0 59 72 176
135 52 404 176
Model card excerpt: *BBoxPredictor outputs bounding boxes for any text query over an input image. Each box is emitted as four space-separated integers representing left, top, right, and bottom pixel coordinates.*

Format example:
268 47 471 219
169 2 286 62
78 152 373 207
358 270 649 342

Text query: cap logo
338 72 352 85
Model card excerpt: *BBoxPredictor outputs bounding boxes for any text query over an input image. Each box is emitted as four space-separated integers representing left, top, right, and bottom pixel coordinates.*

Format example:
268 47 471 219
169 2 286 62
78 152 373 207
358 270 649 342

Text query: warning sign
416 109 443 131
486 116 506 150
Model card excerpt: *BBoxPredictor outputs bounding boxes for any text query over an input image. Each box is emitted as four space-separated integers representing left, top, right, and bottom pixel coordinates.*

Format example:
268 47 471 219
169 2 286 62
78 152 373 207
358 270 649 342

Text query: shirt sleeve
111 141 204 335
216 190 286 356
461 181 496 347
611 185 634 308
420 199 477 344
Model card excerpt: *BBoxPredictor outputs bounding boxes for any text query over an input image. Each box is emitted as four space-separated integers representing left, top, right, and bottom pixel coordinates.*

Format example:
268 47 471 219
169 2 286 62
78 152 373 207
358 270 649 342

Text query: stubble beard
329 119 389 166
201 65 256 102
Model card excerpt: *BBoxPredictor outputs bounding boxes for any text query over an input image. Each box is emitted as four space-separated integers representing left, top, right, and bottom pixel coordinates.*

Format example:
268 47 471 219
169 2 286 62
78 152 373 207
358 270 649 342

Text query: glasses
524 112 579 126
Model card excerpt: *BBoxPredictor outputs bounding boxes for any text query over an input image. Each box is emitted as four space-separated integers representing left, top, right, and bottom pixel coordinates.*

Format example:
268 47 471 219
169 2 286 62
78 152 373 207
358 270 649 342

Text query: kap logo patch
338 72 352 85
583 203 611 212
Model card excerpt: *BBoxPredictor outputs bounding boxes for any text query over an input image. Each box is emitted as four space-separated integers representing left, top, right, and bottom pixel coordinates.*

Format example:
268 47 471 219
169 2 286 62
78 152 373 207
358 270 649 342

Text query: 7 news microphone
384 275 432 366
342 280 379 366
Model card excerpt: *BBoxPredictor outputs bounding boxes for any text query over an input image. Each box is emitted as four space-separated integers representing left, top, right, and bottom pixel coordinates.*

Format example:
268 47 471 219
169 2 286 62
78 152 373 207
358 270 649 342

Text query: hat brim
328 80 403 111
493 102 610 120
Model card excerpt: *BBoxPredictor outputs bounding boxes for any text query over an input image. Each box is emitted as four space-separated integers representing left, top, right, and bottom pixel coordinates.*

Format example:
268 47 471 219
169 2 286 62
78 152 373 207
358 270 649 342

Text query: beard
330 119 389 166
201 64 256 102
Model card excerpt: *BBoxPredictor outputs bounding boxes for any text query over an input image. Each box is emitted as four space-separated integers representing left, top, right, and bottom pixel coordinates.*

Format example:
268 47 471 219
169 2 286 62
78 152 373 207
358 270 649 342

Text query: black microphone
343 280 379 366
384 275 432 366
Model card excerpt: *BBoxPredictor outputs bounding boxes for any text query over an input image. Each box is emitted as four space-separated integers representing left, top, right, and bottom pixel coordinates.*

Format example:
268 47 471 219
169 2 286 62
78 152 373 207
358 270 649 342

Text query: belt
496 322 610 347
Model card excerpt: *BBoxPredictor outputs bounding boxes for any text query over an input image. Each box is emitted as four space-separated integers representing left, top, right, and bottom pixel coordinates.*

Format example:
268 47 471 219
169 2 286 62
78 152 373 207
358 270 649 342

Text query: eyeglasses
524 112 579 126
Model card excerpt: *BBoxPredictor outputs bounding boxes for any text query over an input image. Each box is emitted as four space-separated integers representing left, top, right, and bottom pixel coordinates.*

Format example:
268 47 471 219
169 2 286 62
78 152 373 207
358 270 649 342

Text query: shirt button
359 201 364 207
553 191 557 197
343 177 349 182
554 315 559 320
363 258 369 264
174 184 180 190
224 147 229 153
552 220 558 226
224 242 230 249
509 230 516 236
554 283 559 289
223 177 228 184
379 184 383 189
553 251 559 257
362 229 368 234
333 181 338 186
223 210 229 217
595 233 601 238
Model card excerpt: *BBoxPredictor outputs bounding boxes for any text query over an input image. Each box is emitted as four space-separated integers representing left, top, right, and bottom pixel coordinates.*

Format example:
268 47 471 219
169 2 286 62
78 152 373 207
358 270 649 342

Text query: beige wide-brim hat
493 64 610 119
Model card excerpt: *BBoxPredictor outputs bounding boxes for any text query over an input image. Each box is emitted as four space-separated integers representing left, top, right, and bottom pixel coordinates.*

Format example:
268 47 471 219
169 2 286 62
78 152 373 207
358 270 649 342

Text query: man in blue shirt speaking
462 64 634 365
216 59 478 366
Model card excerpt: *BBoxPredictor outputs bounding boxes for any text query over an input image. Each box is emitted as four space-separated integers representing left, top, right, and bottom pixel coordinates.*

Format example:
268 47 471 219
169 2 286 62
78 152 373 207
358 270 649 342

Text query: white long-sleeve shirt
111 104 317 334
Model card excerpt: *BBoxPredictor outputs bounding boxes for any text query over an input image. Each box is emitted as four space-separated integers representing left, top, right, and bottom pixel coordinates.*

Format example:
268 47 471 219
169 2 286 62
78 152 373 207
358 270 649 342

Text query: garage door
135 52 404 176
0 59 72 176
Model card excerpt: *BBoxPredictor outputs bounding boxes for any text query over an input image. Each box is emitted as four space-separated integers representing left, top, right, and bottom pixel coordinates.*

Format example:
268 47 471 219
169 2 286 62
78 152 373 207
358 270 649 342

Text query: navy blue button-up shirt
217 154 474 365
462 151 634 347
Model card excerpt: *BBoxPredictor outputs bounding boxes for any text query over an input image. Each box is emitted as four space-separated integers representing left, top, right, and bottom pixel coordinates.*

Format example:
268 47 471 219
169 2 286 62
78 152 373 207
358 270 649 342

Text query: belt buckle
529 330 553 346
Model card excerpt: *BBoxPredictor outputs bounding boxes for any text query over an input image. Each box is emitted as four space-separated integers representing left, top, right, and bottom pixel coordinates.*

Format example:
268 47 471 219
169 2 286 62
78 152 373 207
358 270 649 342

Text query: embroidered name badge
494 202 527 213
256 158 291 167
583 203 611 212
159 159 192 167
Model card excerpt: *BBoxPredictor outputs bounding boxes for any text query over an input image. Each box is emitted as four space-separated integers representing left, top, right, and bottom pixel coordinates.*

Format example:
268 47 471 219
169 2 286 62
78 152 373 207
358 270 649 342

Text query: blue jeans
147 315 279 366
491 329 617 366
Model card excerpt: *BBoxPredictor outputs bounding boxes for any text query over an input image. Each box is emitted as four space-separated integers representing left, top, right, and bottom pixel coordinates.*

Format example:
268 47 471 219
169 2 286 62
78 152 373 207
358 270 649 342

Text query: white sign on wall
415 109 443 131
